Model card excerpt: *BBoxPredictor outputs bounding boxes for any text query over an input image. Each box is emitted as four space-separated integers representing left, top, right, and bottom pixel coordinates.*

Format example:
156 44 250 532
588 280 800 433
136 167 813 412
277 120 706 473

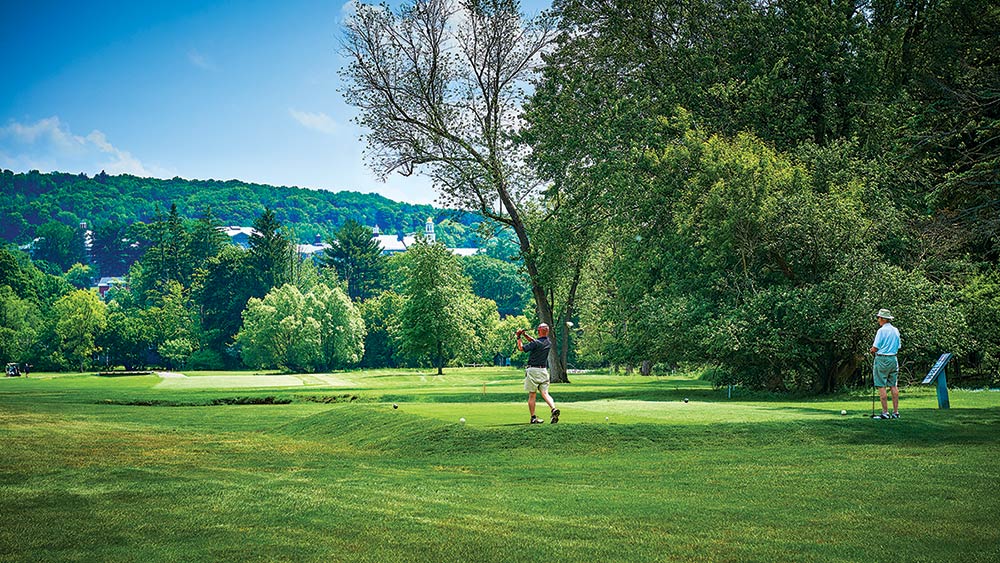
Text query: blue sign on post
921 353 952 409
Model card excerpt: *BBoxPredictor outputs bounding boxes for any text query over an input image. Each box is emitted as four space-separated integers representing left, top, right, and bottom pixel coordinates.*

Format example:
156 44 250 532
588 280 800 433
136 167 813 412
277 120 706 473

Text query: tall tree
360 290 405 368
187 206 228 266
238 284 323 371
397 241 475 374
0 248 33 298
341 0 575 380
191 245 253 358
145 280 199 369
90 220 132 277
248 208 295 297
136 205 191 298
0 286 39 365
305 283 366 368
52 289 108 372
98 299 154 370
321 219 385 301
64 263 95 289
878 0 1000 257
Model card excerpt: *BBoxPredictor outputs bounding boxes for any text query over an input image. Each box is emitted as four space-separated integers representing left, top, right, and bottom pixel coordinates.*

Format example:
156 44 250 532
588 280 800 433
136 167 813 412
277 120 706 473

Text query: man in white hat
870 308 901 419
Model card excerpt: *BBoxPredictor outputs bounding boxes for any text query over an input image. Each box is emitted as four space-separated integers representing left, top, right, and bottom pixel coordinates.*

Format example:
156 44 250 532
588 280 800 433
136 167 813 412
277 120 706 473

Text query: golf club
870 355 876 418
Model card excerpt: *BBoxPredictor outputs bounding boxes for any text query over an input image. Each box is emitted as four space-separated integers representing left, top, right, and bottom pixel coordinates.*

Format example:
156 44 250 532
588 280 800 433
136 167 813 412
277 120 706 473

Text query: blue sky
1 0 548 205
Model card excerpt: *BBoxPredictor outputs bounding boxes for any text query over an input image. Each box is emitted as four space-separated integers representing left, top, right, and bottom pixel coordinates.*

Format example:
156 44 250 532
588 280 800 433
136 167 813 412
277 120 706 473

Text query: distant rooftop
296 243 330 256
216 223 480 256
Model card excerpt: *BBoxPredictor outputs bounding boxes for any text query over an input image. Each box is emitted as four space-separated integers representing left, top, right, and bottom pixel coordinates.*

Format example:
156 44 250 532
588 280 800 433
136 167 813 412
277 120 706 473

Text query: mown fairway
1 368 998 562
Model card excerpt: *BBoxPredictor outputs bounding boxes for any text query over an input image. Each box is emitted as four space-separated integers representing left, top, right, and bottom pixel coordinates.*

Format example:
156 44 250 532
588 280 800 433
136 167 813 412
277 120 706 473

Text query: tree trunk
436 340 443 375
640 360 652 376
524 258 567 383
555 264 583 384
501 192 569 384
820 353 862 394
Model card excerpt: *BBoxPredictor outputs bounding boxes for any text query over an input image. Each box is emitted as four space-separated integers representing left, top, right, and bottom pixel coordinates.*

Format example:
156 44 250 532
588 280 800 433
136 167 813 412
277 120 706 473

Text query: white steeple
425 217 435 243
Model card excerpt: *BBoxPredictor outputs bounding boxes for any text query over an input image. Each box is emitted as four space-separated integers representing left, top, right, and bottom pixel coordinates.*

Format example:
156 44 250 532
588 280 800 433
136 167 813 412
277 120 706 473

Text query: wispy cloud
0 116 171 177
339 0 359 24
289 108 338 135
187 49 215 70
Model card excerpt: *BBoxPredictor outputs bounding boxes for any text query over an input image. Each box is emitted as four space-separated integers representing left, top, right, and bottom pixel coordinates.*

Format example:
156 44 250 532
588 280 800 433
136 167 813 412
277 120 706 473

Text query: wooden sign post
921 353 952 409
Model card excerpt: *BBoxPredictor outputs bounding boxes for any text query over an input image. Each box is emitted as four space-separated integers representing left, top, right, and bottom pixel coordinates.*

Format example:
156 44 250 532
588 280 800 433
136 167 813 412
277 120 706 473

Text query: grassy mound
273 403 1000 456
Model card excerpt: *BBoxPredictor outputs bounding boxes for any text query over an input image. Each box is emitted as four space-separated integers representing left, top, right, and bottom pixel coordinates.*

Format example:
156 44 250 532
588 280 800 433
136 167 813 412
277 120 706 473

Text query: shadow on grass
377 388 745 404
270 404 1000 457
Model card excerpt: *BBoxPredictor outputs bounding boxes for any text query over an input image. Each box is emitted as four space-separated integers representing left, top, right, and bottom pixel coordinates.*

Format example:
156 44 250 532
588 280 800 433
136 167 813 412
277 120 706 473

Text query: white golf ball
841 410 847 415
459 417 466 424
683 398 689 403
392 403 398 409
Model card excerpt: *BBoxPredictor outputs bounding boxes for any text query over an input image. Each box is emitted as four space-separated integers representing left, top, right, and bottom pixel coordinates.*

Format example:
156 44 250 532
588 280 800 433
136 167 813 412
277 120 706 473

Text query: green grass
1 368 998 562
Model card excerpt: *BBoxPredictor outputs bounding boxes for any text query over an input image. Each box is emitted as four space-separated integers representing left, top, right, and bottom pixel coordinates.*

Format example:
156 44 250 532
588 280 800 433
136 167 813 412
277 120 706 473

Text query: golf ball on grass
459 417 466 424
683 398 689 403
392 403 398 409
841 409 847 415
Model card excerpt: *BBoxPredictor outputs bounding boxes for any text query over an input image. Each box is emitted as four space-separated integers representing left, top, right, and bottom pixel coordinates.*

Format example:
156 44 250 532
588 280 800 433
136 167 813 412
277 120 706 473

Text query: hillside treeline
0 169 487 248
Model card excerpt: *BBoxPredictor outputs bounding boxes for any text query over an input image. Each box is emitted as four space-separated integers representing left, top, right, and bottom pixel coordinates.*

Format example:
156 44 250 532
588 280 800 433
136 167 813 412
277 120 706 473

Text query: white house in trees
219 218 480 258
370 218 481 256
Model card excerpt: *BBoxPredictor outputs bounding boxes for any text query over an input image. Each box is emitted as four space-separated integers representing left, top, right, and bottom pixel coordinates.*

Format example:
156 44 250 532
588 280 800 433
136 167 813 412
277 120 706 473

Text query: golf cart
5 363 21 377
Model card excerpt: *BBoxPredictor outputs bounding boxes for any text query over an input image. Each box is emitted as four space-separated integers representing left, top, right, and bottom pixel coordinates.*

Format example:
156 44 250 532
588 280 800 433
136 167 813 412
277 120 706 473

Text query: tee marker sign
921 353 952 409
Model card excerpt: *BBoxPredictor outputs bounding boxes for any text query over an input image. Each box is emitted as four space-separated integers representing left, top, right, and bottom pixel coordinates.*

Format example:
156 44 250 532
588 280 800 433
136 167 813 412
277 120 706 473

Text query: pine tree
321 219 385 301
248 208 295 297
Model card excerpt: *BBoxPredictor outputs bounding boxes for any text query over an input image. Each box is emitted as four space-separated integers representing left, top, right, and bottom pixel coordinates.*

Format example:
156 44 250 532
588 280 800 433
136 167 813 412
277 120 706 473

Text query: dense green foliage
236 283 364 371
518 0 1000 389
51 289 108 371
31 220 87 272
0 285 38 365
461 254 531 317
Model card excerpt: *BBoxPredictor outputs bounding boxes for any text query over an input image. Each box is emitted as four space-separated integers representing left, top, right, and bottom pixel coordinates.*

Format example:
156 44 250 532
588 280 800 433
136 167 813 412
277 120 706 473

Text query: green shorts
524 367 550 393
873 355 898 388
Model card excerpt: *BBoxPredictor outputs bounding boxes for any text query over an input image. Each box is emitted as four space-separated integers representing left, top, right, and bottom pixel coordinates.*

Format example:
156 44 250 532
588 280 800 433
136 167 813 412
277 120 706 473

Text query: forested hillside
0 169 484 246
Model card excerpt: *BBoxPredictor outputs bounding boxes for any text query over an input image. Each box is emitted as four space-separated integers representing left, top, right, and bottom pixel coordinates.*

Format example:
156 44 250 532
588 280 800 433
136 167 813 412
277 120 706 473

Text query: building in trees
371 219 480 256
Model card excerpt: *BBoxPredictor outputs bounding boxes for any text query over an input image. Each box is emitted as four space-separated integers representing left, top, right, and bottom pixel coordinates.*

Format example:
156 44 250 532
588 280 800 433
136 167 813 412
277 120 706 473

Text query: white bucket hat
876 308 894 320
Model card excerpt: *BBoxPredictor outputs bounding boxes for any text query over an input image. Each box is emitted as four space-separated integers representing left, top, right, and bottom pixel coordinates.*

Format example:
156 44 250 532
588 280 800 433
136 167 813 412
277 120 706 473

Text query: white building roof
216 225 479 256
374 234 415 253
221 226 255 238
297 243 330 256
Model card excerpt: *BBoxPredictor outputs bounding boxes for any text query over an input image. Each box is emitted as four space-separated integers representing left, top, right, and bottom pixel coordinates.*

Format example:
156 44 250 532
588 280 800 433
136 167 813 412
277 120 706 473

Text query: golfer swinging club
871 308 901 419
516 323 560 424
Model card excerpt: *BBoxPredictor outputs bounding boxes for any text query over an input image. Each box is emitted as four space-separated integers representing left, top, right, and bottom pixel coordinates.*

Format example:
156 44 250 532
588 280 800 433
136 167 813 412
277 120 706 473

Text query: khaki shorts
524 367 550 393
873 355 899 387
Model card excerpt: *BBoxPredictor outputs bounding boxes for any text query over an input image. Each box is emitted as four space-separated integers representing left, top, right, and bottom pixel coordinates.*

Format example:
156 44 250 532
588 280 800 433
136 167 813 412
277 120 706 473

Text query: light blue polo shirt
872 323 901 355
